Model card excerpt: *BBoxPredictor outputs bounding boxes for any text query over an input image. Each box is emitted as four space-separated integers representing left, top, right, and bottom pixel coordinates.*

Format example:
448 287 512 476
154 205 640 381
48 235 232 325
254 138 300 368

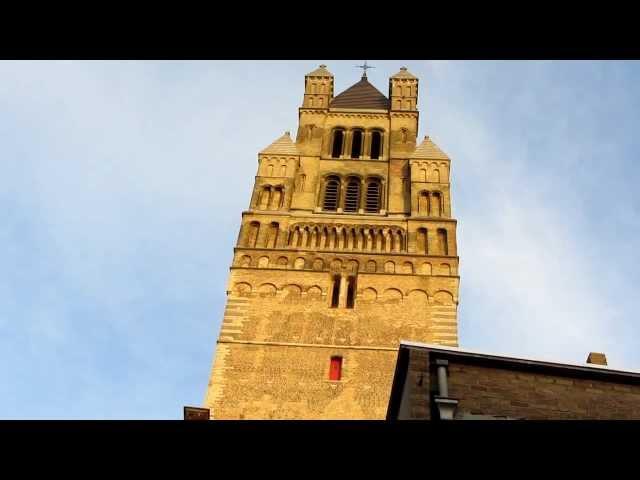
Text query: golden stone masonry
204 65 460 419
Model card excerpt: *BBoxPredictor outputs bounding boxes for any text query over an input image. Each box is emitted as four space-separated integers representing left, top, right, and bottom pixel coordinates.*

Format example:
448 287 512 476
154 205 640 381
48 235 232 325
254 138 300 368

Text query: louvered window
323 177 340 211
365 179 381 213
344 178 360 213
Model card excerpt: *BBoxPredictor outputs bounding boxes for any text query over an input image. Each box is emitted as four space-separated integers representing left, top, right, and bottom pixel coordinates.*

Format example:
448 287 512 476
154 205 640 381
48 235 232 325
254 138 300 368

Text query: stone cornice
327 111 389 120
390 111 419 118
233 246 461 264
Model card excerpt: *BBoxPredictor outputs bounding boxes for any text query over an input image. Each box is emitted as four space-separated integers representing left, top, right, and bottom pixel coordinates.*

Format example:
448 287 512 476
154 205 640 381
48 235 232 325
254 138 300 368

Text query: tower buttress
301 64 334 110
388 67 420 214
297 64 333 156
389 67 418 112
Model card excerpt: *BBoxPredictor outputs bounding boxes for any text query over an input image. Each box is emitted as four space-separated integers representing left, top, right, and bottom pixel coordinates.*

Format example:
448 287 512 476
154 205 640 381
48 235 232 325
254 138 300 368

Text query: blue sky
2 60 639 419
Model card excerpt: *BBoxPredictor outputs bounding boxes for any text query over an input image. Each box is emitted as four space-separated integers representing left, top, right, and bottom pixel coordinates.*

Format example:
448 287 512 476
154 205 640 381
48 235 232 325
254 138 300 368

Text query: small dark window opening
365 179 381 213
346 276 356 308
323 177 340 211
344 178 360 213
330 275 341 308
370 131 382 159
351 130 363 158
437 228 448 256
332 130 344 158
329 356 342 381
417 227 428 255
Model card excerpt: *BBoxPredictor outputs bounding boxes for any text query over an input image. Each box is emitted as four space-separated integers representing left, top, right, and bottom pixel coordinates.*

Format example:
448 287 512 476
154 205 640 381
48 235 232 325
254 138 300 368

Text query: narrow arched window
270 186 283 210
259 186 271 209
437 228 448 255
344 177 361 213
351 130 363 159
346 276 356 309
323 176 340 211
431 192 442 217
331 129 344 158
417 227 428 255
418 191 429 214
265 222 279 248
365 178 381 213
330 274 341 308
246 221 260 248
370 131 382 159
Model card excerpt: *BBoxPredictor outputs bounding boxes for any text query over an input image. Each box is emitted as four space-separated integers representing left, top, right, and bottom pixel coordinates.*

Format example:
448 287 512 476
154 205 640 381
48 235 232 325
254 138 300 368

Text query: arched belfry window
365 178 381 213
330 275 341 308
418 191 429 214
351 130 363 159
346 276 356 309
437 228 448 256
370 131 382 160
331 129 345 158
344 177 361 213
246 221 260 248
323 175 341 211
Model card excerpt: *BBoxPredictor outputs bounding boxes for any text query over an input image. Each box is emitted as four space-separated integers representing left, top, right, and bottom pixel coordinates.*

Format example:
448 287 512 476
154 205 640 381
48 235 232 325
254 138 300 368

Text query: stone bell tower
205 64 460 419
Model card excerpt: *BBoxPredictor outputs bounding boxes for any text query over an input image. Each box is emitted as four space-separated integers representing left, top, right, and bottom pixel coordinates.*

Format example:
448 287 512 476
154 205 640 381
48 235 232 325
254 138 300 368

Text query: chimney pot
587 352 607 366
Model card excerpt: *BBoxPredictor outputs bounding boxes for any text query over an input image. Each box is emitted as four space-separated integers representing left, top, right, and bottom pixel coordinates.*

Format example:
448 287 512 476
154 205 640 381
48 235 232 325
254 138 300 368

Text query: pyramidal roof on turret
306 64 333 77
391 66 417 79
330 75 389 110
411 136 449 160
260 131 300 155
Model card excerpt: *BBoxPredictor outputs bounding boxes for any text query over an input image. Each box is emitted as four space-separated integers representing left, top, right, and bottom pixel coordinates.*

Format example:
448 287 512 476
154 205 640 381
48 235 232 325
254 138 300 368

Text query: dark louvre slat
344 180 360 213
323 179 340 211
365 181 380 213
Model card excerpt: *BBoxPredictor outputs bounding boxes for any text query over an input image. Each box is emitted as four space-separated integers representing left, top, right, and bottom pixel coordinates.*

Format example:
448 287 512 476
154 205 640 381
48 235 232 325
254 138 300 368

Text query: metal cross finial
356 61 375 78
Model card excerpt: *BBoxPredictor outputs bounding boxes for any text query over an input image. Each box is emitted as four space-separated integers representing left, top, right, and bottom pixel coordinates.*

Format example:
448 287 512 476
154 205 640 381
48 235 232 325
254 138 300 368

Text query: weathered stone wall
207 343 398 419
218 268 457 347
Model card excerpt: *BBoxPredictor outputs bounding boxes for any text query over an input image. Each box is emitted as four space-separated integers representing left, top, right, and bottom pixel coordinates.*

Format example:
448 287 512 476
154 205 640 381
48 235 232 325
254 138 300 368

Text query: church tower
205 64 460 419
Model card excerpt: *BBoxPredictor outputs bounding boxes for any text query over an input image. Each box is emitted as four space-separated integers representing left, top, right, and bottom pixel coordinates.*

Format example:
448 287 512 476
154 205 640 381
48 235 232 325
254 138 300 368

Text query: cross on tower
356 61 375 78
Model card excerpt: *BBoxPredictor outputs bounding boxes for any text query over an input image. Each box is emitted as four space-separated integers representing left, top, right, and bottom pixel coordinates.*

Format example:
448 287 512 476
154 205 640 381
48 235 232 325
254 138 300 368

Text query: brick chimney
586 352 607 366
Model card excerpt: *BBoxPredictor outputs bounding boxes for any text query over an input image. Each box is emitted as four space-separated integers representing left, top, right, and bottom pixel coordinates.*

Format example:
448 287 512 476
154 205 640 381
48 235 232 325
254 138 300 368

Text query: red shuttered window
329 356 342 381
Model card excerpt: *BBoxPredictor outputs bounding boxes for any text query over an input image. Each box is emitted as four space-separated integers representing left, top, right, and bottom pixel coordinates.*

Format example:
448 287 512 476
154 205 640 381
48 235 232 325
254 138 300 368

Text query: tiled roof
330 76 389 110
411 136 449 160
259 131 299 155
